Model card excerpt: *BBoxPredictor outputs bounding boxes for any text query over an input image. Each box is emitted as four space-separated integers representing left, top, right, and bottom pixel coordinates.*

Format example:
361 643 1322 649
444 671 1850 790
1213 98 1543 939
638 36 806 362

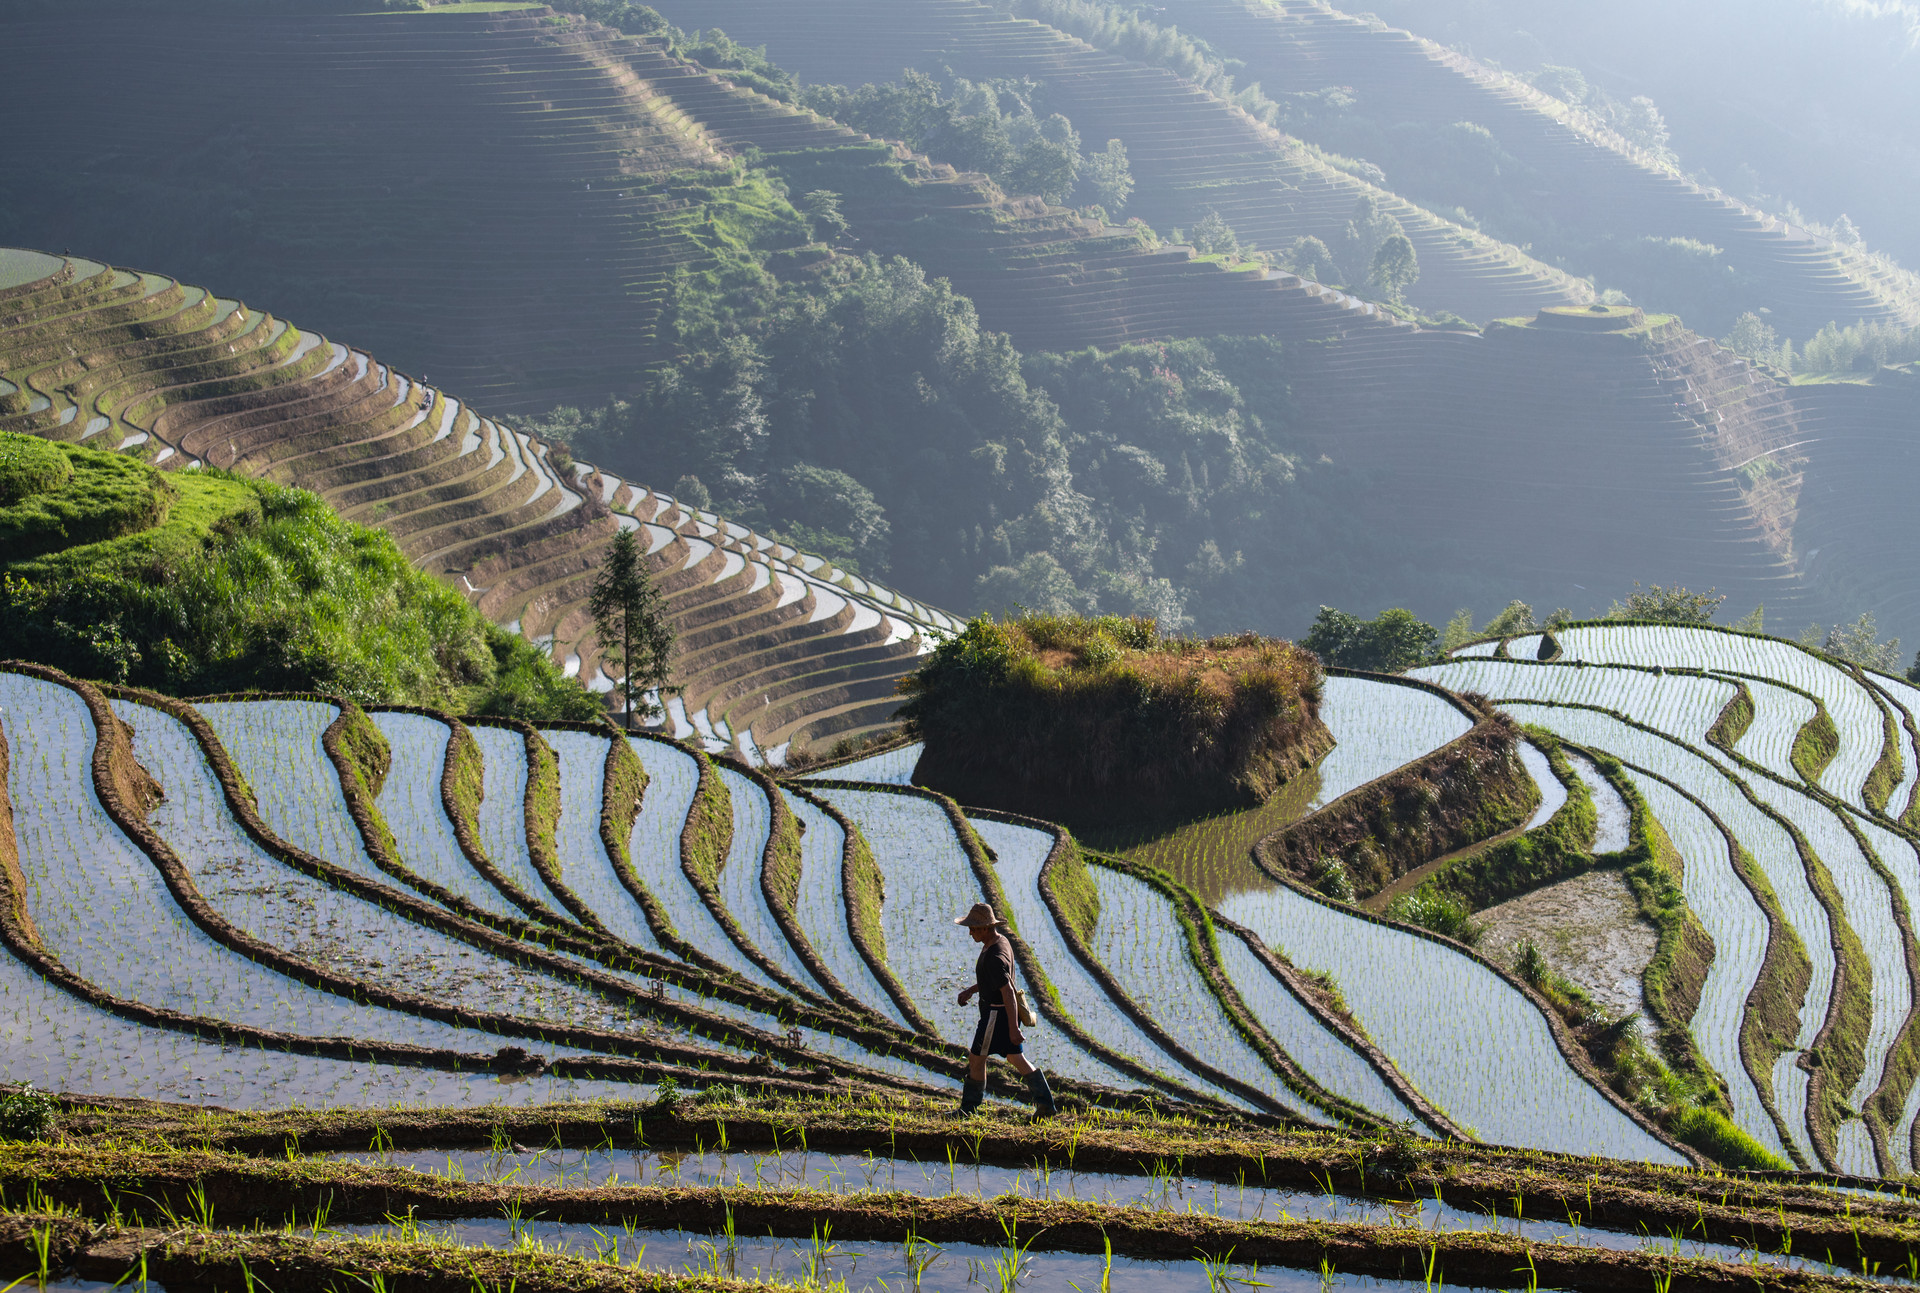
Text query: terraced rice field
0 654 1700 1168
1418 622 1920 1176
0 248 953 762
18 633 1920 1290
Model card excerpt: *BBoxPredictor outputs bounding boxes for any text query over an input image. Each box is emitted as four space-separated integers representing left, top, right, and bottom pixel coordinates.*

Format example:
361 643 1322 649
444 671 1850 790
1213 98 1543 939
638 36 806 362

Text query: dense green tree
1342 195 1405 282
1797 319 1920 375
589 526 675 728
1301 607 1366 663
1802 612 1902 672
1080 138 1133 213
975 551 1090 617
1285 236 1339 284
1186 209 1240 257
1005 138 1079 203
1302 605 1437 673
1610 95 1673 159
798 189 849 243
1366 232 1420 302
1605 583 1725 624
1722 311 1793 370
765 462 890 574
1531 65 1590 105
1481 599 1537 637
1367 608 1441 672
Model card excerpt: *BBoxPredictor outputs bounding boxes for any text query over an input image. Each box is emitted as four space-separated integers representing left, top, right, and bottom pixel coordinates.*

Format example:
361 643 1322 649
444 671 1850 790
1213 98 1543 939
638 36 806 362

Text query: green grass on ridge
0 437 598 720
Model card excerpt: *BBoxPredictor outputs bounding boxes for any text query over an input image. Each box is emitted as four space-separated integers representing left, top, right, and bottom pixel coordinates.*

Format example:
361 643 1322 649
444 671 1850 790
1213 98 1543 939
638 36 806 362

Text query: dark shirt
975 934 1015 1014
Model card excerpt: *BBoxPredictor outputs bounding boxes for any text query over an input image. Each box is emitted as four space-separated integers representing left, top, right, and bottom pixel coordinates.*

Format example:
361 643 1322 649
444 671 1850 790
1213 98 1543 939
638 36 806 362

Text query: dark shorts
970 1006 1022 1057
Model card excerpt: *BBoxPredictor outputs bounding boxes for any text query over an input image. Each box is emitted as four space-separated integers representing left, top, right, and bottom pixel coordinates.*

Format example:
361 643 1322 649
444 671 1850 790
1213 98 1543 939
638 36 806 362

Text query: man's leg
959 1011 995 1113
1004 1045 1055 1116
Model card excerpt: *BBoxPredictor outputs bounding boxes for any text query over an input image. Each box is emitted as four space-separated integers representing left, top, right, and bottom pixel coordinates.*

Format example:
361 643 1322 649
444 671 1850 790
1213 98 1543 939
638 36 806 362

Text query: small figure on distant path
954 902 1056 1117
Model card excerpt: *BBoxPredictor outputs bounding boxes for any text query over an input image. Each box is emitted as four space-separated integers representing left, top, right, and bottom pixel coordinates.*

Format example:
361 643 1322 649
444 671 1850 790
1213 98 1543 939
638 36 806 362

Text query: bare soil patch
1476 869 1656 1021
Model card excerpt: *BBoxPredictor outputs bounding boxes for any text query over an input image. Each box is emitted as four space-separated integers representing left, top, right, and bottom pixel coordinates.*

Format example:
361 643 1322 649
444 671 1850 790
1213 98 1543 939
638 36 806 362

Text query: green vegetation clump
1382 889 1480 945
0 1084 56 1142
0 435 169 564
800 71 1134 213
0 441 596 720
1800 611 1904 672
1601 582 1724 624
0 432 72 504
901 613 1329 826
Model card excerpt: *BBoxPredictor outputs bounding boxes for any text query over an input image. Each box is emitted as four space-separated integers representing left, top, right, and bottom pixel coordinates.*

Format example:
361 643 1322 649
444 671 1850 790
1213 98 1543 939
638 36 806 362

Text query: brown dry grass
901 615 1329 827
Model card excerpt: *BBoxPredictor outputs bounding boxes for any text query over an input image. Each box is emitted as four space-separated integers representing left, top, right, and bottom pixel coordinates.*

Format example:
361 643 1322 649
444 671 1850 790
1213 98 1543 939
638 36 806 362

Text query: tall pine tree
589 527 675 728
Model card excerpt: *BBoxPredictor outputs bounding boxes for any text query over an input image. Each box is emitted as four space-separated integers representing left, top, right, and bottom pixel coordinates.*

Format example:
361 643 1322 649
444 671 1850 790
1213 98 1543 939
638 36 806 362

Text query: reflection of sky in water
330 1148 1890 1282
1309 678 1472 811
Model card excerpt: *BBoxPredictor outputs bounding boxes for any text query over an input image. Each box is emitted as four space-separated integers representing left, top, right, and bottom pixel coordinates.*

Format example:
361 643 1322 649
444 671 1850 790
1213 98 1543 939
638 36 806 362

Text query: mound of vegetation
0 434 167 563
899 613 1331 825
0 435 596 719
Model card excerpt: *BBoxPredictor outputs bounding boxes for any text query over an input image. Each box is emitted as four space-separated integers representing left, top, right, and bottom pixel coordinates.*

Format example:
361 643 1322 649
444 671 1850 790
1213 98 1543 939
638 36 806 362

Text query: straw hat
955 902 1007 929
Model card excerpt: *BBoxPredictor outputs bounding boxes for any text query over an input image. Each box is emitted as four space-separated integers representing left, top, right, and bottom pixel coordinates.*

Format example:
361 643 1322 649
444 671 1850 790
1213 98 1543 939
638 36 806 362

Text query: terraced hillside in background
1164 0 1920 341
0 248 951 759
13 232 1920 705
587 19 1416 353
1264 304 1821 631
642 0 1590 325
0 6 739 414
1259 303 1917 641
0 2 1430 404
661 0 1919 342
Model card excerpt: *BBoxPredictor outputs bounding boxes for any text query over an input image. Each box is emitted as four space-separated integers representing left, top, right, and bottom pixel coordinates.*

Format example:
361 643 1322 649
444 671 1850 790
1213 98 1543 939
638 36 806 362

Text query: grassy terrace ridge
0 432 595 717
900 614 1331 829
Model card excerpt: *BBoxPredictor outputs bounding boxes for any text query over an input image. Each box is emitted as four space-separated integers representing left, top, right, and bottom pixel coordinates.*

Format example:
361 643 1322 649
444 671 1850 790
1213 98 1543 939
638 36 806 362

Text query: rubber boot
1024 1069 1058 1118
958 1077 985 1115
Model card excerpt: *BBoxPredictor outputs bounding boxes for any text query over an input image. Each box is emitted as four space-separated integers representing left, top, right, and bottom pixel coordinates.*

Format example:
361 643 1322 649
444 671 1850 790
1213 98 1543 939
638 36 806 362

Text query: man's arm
1001 983 1023 1044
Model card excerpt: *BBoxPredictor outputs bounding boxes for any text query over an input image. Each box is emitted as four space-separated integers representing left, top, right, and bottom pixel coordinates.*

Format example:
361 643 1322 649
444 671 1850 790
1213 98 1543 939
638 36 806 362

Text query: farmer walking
955 902 1057 1117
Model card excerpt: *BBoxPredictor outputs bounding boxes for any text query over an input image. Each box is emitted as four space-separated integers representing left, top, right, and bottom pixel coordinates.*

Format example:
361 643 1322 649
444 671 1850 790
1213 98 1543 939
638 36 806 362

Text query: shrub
1302 605 1438 672
693 1082 748 1106
1309 855 1355 902
1512 937 1550 987
0 432 72 505
1667 1104 1791 1172
0 1084 56 1141
1385 888 1481 945
1602 583 1724 625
